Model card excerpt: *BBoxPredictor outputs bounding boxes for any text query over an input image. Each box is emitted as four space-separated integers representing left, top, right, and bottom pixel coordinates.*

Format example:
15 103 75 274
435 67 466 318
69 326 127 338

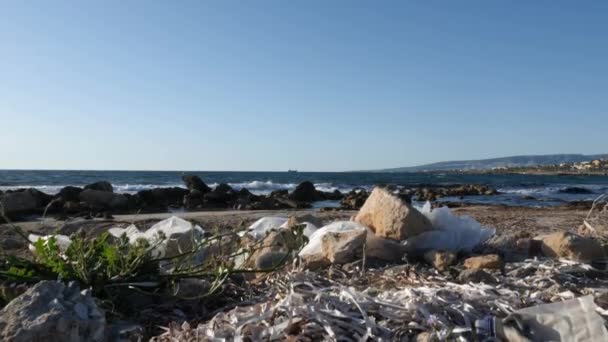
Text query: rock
0 189 52 218
323 189 344 200
322 229 367 264
0 281 105 341
181 175 211 193
457 269 497 284
55 186 83 202
340 188 369 210
255 250 290 269
84 181 113 192
482 233 531 262
205 183 237 204
269 189 288 199
463 254 503 270
78 189 128 210
424 250 457 271
137 187 189 209
365 233 408 261
0 237 24 251
299 221 368 269
538 231 606 263
289 181 321 202
559 187 593 194
63 201 85 213
245 229 298 269
354 187 433 241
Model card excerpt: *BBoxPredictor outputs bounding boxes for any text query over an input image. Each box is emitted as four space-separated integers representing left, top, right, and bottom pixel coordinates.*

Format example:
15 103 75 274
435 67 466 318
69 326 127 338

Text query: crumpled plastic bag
242 217 319 240
495 295 608 341
240 217 288 240
109 216 204 258
403 202 495 254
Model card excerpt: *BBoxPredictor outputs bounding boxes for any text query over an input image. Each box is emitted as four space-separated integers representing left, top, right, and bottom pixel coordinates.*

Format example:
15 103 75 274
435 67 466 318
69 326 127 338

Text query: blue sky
1 1 607 171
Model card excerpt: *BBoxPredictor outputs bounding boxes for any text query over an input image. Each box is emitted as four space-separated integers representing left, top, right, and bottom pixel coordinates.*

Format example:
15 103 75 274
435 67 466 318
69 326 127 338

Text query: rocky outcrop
289 181 322 202
0 281 105 341
78 189 128 210
463 254 503 270
0 189 52 218
415 184 498 201
340 188 369 210
181 175 211 193
355 187 433 241
137 187 189 210
55 186 83 202
538 232 605 263
84 181 113 193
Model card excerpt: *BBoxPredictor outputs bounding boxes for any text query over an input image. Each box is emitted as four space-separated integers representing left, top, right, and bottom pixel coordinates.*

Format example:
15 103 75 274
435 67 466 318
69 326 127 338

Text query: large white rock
0 281 105 342
355 187 433 241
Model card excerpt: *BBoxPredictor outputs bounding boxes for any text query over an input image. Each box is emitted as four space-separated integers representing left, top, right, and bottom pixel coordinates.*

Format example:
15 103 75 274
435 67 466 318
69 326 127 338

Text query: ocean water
1 170 607 207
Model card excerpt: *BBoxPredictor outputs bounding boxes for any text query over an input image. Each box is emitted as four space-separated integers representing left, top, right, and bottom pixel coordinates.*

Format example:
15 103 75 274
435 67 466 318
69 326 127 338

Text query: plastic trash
494 295 608 341
404 202 495 254
298 221 367 259
28 234 72 254
109 216 204 258
242 217 288 240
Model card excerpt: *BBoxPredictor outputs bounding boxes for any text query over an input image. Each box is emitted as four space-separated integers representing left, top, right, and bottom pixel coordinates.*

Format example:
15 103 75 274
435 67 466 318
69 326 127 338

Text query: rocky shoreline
0 175 503 222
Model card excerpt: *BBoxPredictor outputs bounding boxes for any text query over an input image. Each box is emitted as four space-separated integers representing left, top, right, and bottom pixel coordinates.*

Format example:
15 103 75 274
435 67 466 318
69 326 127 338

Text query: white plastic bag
109 216 204 258
242 217 288 240
28 234 72 254
404 202 495 254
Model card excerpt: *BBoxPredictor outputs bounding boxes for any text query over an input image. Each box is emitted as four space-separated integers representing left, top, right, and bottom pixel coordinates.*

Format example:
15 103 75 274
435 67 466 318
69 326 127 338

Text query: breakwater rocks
0 176 499 221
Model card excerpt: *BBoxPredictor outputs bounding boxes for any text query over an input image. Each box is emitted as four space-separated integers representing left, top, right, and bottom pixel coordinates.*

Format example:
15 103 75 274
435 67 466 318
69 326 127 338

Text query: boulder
482 233 531 262
0 189 52 218
364 232 408 262
78 189 128 210
289 181 321 202
299 221 369 269
355 187 433 241
181 175 211 193
204 183 237 204
463 254 503 270
321 229 367 264
269 189 289 199
55 186 83 202
424 250 457 271
538 231 606 263
0 281 105 341
457 269 497 284
84 181 113 192
137 187 189 209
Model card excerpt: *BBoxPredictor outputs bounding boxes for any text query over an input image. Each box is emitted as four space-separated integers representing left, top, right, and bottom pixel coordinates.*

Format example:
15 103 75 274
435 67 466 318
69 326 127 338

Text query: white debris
404 202 495 254
28 234 72 254
109 216 204 258
241 217 288 240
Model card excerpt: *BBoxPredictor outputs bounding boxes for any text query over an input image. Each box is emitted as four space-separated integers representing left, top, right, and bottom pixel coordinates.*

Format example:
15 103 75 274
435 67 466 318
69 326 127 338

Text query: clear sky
1 1 607 171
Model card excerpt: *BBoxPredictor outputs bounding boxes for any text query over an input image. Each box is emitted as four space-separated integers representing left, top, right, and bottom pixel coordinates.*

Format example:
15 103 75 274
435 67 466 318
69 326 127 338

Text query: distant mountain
374 154 608 172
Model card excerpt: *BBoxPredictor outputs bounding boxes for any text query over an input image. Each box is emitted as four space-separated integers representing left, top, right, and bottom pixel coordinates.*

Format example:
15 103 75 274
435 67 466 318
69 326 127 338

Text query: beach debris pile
2 187 608 341
152 257 608 341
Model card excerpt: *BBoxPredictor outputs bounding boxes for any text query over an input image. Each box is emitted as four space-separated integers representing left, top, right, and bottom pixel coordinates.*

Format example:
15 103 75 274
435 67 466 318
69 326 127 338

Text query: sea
1 170 607 207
